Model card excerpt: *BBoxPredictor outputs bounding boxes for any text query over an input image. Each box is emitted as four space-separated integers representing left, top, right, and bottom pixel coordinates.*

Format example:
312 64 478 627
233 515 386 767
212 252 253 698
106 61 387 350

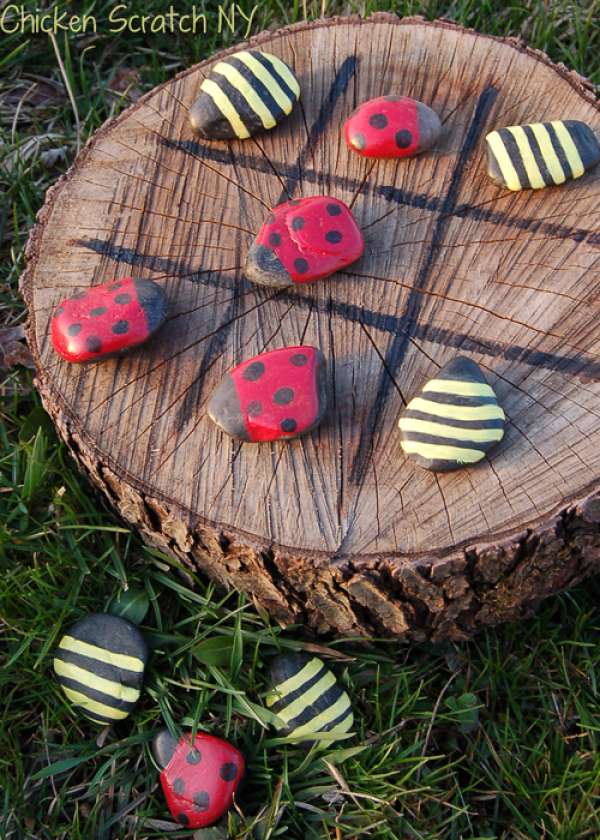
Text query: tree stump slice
21 16 600 640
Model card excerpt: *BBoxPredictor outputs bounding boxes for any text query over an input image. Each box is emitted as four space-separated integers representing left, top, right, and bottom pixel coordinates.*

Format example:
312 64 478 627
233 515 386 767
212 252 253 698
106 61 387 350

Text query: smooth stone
245 196 364 287
51 277 167 363
344 95 441 159
153 729 245 829
53 613 148 725
189 49 300 140
486 120 600 191
398 356 505 472
265 652 354 744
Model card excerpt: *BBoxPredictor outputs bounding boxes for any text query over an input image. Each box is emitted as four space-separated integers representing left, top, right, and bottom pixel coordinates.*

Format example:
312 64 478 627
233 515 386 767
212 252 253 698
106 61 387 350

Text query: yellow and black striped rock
485 120 600 191
399 357 505 472
190 50 300 140
53 613 148 725
265 652 353 743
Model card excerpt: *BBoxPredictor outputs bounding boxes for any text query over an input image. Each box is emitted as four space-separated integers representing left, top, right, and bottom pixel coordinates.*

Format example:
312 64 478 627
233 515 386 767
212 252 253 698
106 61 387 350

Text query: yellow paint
59 635 144 672
398 417 504 443
423 378 495 398
61 685 129 720
529 123 566 185
401 440 484 463
406 397 505 422
200 78 250 139
54 658 139 703
235 51 294 114
274 672 337 723
486 130 522 191
213 61 276 130
552 121 585 178
288 693 353 738
261 51 301 98
507 125 545 189
266 657 323 705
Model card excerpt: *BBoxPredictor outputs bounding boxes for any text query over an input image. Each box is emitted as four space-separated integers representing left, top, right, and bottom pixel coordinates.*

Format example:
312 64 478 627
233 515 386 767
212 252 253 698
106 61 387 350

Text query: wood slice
21 16 600 640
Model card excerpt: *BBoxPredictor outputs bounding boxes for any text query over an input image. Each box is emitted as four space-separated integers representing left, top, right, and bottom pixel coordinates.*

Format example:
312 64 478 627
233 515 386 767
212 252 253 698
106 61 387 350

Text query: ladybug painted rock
152 729 245 829
244 196 364 288
344 95 441 159
51 277 167 363
208 345 327 442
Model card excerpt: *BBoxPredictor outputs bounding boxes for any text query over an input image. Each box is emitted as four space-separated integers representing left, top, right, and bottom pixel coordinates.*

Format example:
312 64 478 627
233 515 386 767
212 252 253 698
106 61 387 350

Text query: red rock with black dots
152 729 245 829
244 196 364 288
344 95 441 159
208 345 327 442
50 277 167 363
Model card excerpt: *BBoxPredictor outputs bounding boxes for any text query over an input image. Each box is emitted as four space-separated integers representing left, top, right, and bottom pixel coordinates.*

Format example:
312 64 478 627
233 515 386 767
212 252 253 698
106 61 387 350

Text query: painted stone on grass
208 346 327 442
53 613 148 725
485 120 600 191
245 196 364 287
344 95 441 159
265 652 354 744
51 277 167 363
398 356 505 472
152 730 245 829
189 49 300 140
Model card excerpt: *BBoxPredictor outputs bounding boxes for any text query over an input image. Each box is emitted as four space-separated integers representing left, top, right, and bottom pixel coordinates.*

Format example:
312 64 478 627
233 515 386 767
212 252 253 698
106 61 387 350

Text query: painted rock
51 277 167 363
152 729 245 829
344 95 441 159
485 120 600 191
190 49 300 140
53 613 148 725
208 346 327 442
245 197 364 287
265 652 354 743
398 356 505 472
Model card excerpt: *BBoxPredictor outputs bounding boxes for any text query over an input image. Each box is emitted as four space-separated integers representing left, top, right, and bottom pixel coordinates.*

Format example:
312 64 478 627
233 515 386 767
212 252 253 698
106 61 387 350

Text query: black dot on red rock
294 258 308 274
290 353 307 366
193 791 210 812
112 320 129 334
246 400 262 417
268 232 282 246
351 133 366 150
86 336 102 353
326 204 342 216
173 777 185 794
281 418 297 433
274 387 294 405
291 216 305 231
177 813 190 825
243 361 265 381
90 306 107 317
67 323 81 336
325 230 342 244
186 749 201 765
115 293 132 304
395 129 412 148
220 762 237 782
369 113 388 129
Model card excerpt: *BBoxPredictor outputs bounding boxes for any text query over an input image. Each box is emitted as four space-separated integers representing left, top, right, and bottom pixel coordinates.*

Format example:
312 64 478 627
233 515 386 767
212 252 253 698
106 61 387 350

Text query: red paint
344 96 420 158
159 733 244 829
51 277 156 363
232 346 322 442
256 196 364 284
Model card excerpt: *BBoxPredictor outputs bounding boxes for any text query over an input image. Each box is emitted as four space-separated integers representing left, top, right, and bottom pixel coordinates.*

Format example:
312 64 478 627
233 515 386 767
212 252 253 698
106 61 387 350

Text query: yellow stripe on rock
274 672 337 723
61 686 129 720
507 125 545 189
266 657 323 705
401 440 484 463
529 123 566 185
407 397 505 422
552 120 585 178
213 61 277 130
200 78 250 139
423 378 495 398
53 658 140 702
261 52 300 98
59 635 144 672
398 417 504 443
234 51 293 114
288 693 352 738
486 130 522 191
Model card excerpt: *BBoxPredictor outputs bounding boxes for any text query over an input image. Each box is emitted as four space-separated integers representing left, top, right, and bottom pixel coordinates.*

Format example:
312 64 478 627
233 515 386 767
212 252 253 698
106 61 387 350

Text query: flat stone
398 356 505 472
265 652 354 744
153 729 244 829
208 346 327 442
53 613 148 725
189 49 300 140
245 197 364 287
51 277 167 363
344 95 441 159
486 120 600 190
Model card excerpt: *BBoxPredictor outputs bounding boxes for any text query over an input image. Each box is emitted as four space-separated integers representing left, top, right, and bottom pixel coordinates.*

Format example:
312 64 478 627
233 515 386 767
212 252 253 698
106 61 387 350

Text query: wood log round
21 15 600 641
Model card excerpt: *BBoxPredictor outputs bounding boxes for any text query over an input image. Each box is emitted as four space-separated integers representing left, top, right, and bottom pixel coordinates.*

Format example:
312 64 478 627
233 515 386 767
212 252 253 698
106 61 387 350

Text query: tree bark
21 15 600 640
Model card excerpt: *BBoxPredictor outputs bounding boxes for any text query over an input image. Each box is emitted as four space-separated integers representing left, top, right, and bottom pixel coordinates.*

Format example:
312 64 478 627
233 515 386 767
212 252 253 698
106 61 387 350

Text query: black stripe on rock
564 120 600 170
545 122 572 180
57 674 137 713
74 704 121 725
67 614 149 662
523 124 552 186
403 409 505 430
498 128 530 189
227 56 286 122
402 430 489 450
211 75 264 135
269 664 329 715
250 50 297 103
321 704 353 733
54 648 144 687
413 391 499 408
268 652 312 688
282 683 344 732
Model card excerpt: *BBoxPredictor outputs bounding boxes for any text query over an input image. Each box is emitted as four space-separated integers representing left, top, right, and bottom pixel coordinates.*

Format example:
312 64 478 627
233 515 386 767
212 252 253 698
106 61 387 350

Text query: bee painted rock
51 277 167 363
53 613 148 725
398 356 505 472
344 95 441 159
190 49 300 140
208 346 327 442
265 652 354 744
485 120 600 191
152 729 245 829
245 196 364 288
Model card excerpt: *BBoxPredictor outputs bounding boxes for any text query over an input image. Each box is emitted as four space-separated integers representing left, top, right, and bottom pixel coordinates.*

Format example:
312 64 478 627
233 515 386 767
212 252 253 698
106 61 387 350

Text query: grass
1 0 600 837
